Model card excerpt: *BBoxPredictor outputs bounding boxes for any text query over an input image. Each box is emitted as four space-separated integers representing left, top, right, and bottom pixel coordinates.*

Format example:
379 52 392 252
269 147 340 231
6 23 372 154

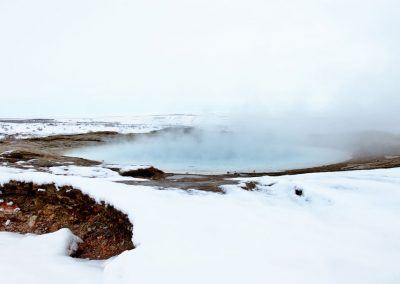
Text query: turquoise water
67 130 349 173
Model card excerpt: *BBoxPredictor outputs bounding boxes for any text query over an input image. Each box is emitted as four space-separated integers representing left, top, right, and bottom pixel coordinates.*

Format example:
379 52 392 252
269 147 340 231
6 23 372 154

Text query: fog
1 0 399 135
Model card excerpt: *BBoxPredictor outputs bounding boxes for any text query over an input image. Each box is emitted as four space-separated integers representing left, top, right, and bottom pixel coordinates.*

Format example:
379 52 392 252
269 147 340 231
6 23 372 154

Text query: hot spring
67 128 350 174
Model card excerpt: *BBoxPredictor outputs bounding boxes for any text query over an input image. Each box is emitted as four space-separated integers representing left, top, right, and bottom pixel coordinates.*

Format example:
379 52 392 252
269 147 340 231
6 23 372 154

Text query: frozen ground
0 114 201 139
1 166 399 284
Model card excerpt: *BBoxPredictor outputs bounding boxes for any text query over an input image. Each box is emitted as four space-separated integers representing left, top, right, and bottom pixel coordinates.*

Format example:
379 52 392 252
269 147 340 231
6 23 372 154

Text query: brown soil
1 149 100 168
0 131 135 169
242 182 258 191
119 166 166 180
121 175 228 193
0 181 134 259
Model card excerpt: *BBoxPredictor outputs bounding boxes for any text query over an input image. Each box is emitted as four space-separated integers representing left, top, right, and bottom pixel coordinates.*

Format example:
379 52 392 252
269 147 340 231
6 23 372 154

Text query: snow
116 165 155 173
0 166 400 283
0 229 103 284
49 165 147 181
0 114 199 139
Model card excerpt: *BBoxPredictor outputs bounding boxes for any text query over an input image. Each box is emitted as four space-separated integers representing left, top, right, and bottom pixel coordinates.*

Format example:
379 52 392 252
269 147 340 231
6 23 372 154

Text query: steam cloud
0 0 399 137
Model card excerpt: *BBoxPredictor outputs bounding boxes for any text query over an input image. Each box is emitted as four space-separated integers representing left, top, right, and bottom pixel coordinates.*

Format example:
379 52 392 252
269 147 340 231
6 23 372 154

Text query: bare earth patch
0 181 134 259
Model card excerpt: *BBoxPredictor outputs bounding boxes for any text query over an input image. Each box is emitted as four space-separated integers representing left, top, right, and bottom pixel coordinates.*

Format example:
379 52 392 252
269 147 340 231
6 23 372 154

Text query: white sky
0 0 399 125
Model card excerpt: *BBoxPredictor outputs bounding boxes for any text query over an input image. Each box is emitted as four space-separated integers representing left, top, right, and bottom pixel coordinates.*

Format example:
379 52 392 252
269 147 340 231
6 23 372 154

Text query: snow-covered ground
1 166 399 284
0 114 201 139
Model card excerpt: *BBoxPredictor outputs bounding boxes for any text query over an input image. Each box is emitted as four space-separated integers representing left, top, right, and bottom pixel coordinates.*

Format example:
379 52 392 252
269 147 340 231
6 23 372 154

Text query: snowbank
0 166 399 283
49 165 147 181
0 229 102 284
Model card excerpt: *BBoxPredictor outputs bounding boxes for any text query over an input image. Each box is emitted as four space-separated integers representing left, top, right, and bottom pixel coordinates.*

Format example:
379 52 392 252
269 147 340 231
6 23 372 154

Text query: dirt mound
1 149 100 168
0 181 134 259
120 166 165 180
27 131 119 142
2 150 41 160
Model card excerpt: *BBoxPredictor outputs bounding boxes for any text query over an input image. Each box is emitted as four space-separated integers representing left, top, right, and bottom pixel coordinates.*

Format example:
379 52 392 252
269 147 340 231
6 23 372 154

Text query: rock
120 166 165 180
0 202 19 215
28 215 37 228
241 182 258 191
294 187 303 196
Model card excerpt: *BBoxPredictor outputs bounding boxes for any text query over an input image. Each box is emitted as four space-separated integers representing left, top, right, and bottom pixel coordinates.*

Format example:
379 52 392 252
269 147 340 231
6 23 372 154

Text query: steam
69 124 400 173
1 0 399 143
70 127 350 173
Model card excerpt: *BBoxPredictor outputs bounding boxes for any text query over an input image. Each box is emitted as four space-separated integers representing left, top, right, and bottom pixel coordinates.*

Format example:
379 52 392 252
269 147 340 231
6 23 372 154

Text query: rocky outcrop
0 181 134 259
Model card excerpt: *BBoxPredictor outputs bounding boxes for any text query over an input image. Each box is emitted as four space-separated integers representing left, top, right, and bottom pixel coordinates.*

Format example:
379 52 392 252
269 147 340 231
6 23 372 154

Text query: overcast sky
0 0 399 127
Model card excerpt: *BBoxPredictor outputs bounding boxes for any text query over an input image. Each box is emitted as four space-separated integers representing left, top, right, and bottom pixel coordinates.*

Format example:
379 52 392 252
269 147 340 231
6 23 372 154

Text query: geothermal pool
67 129 350 174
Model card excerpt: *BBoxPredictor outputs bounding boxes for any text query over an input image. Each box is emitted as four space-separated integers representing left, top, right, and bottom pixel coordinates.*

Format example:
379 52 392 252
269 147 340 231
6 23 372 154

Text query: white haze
0 0 399 133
